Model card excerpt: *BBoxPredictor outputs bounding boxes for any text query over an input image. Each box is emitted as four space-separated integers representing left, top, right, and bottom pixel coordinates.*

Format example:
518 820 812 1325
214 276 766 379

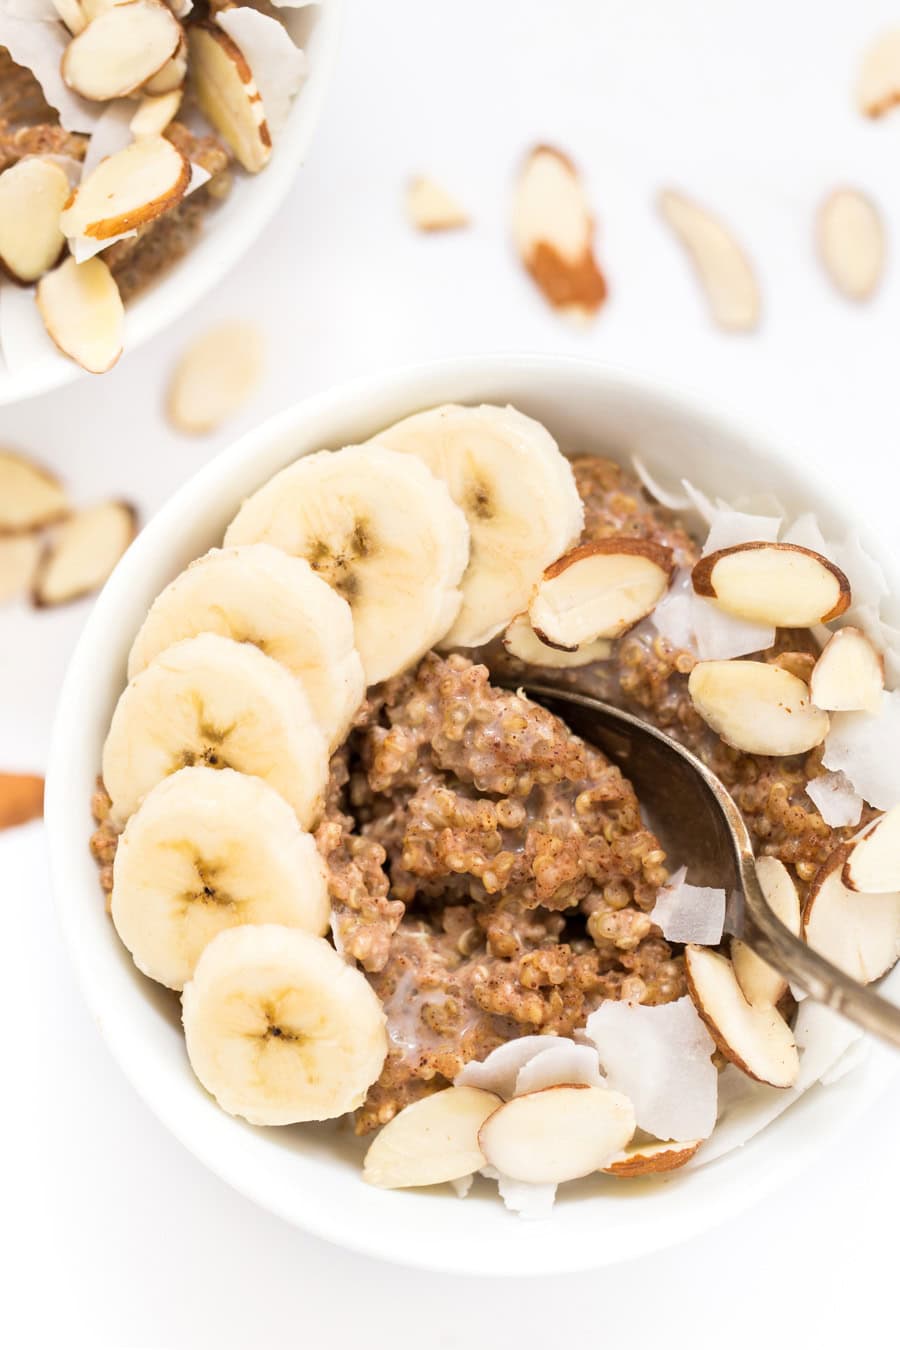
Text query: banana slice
182 924 388 1124
127 545 364 751
111 766 329 990
102 632 328 828
224 446 469 684
366 403 584 647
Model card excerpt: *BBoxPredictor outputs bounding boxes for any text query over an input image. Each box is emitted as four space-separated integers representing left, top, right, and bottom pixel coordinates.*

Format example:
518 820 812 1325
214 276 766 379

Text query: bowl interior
46 355 900 1275
0 1 342 407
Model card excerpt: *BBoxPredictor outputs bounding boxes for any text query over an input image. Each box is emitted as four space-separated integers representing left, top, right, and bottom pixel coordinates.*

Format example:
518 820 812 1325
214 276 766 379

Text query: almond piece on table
363 1086 501 1189
130 88 182 138
406 176 469 232
60 135 190 241
804 846 900 983
512 145 607 319
856 28 900 117
810 627 884 714
33 501 136 606
0 157 70 284
691 542 851 626
684 944 799 1088
0 534 41 604
61 0 182 101
732 856 802 1009
602 1138 701 1177
528 540 674 649
0 451 67 532
144 35 188 95
166 322 265 434
842 806 900 893
478 1085 635 1184
0 773 44 830
36 257 124 374
502 613 612 668
817 190 885 302
688 660 830 756
189 23 271 173
658 189 760 332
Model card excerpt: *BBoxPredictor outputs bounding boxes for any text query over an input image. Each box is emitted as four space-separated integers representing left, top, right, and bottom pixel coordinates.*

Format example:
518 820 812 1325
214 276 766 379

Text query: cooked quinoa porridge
90 402 900 1213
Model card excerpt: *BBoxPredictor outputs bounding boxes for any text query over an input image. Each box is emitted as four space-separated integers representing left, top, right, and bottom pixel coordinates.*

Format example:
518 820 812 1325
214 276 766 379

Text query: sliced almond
0 773 44 830
0 158 70 284
602 1138 701 1177
684 945 799 1088
688 660 830 756
478 1085 636 1184
166 321 265 434
0 534 41 604
804 846 900 983
36 256 124 374
528 539 674 649
61 0 182 102
33 501 136 606
52 0 88 34
810 626 884 714
732 856 802 1009
215 7 307 140
143 34 188 95
130 88 182 138
188 23 271 172
406 176 469 232
512 145 607 319
60 135 190 242
362 1086 501 1189
502 613 611 668
856 29 900 118
658 189 759 332
0 451 68 533
692 543 851 627
842 806 900 893
817 189 885 302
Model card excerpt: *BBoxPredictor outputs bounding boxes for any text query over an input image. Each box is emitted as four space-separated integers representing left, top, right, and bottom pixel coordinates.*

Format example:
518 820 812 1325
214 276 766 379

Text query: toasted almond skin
32 501 137 607
514 145 607 315
684 945 796 1087
602 1139 701 1176
691 543 851 624
0 773 44 830
0 451 68 535
542 536 675 584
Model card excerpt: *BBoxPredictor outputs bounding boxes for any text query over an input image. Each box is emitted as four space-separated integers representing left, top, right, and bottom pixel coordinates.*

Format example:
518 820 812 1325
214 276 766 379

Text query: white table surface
3 1 900 1343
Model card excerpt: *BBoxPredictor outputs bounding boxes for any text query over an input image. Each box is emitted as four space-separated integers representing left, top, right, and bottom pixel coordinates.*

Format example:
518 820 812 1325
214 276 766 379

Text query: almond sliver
688 659 830 756
62 0 182 101
732 856 801 1010
856 28 900 117
659 189 759 332
188 23 271 172
0 773 44 830
528 539 673 648
817 189 885 301
502 613 611 668
61 134 190 241
804 847 900 983
478 1085 635 1184
0 534 41 604
691 542 851 626
0 157 70 283
130 88 183 138
406 176 469 232
33 499 136 606
36 256 124 374
512 145 607 318
363 1086 501 1189
602 1139 701 1177
842 806 900 894
810 626 884 713
685 944 799 1088
0 450 68 532
166 321 265 434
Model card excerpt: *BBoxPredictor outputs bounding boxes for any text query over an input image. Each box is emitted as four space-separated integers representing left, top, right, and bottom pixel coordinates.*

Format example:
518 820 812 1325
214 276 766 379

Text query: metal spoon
523 682 900 1049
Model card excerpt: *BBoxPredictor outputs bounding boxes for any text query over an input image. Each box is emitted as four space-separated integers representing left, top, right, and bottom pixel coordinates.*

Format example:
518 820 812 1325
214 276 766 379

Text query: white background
3 0 900 1344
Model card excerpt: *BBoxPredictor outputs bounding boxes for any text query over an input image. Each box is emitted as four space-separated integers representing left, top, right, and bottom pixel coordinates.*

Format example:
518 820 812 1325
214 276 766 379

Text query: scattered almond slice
513 1042 604 1095
36 256 123 373
805 770 863 828
362 1086 501 1189
732 856 801 1009
502 613 611 668
455 1035 558 1100
684 945 798 1088
130 88 182 138
658 189 759 332
0 14 100 133
650 568 776 661
856 28 900 117
803 846 900 983
650 868 726 945
216 7 307 139
166 321 265 434
406 176 469 232
61 0 182 101
512 145 607 319
61 135 190 241
810 626 884 713
144 34 188 94
188 22 271 172
0 451 68 532
692 543 851 627
0 772 44 829
0 534 41 603
817 189 885 301
822 691 900 810
478 1085 635 1185
602 1138 701 1177
0 157 70 284
688 660 830 756
842 806 900 893
52 0 87 33
33 500 136 606
528 540 674 648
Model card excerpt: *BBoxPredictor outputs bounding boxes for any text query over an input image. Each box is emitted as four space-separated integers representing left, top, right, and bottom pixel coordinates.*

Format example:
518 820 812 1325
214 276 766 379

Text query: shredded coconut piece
481 1165 557 1219
650 868 726 944
455 1036 552 1100
822 691 900 809
631 457 692 511
782 512 830 555
514 1041 604 1094
806 771 863 828
448 1173 474 1198
702 508 781 556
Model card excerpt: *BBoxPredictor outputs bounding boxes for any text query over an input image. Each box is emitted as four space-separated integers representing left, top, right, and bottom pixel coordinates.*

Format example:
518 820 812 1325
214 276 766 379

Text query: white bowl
45 355 900 1275
0 1 343 407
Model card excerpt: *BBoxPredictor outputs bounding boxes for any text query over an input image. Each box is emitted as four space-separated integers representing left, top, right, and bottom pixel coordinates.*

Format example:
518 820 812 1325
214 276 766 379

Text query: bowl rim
45 352 900 1275
0 0 344 408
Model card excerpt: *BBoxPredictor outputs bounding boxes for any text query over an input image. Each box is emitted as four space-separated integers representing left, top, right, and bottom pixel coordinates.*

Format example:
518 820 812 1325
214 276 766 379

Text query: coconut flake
833 534 888 610
0 14 100 132
805 770 863 827
631 457 692 512
691 595 775 661
455 1036 551 1100
650 868 726 945
782 512 830 555
513 1041 604 1095
448 1173 473 1199
216 7 307 139
702 508 782 556
584 997 718 1142
480 1165 557 1219
680 478 715 525
0 280 59 373
822 691 900 809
